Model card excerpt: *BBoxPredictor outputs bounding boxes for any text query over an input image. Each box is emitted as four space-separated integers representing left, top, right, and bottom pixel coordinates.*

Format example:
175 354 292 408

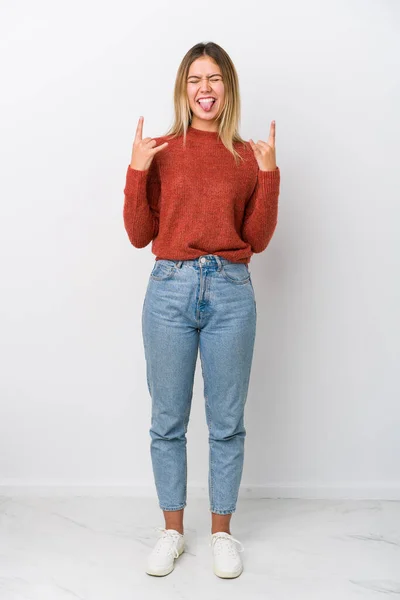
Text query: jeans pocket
150 259 177 281
220 262 251 284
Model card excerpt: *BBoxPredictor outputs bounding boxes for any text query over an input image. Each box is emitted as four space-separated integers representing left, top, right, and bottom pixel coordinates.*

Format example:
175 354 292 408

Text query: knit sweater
123 125 280 264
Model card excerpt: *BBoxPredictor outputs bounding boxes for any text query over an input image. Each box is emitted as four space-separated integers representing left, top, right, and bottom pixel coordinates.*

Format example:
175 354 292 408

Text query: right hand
130 116 169 171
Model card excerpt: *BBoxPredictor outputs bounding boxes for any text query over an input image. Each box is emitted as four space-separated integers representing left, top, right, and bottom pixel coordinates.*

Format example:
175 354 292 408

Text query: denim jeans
141 254 257 515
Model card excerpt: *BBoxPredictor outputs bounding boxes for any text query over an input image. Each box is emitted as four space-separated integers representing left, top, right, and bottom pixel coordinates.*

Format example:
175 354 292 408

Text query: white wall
0 0 399 499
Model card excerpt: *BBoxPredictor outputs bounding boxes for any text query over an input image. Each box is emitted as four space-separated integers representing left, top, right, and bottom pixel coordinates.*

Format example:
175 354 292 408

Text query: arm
241 166 280 253
123 159 160 248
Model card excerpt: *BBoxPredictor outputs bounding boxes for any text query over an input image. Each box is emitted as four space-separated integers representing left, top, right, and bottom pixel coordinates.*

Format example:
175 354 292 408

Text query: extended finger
134 116 144 143
268 120 276 145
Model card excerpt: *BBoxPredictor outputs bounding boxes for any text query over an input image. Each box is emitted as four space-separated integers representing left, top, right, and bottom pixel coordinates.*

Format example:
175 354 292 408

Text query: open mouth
197 98 216 112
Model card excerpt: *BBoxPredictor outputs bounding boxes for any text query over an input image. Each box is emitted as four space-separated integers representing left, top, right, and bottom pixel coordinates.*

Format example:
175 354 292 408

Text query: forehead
188 57 221 76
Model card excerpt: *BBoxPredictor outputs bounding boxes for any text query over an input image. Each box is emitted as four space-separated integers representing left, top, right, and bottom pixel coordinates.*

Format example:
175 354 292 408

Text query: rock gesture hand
130 116 169 171
249 121 277 172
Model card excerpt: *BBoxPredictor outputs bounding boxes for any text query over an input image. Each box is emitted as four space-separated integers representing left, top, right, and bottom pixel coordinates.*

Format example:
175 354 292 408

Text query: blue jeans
141 254 257 515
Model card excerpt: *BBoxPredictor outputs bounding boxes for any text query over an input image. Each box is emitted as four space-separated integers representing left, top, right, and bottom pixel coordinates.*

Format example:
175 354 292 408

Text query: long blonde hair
164 42 247 164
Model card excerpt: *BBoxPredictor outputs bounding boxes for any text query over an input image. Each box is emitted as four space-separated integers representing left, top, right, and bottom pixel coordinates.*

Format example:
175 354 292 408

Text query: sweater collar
186 125 221 140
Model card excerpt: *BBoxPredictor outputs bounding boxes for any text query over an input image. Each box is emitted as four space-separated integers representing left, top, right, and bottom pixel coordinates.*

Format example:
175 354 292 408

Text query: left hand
249 121 277 171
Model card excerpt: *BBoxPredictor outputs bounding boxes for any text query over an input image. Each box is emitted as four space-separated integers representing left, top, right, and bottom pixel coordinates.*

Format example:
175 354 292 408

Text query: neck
189 118 219 133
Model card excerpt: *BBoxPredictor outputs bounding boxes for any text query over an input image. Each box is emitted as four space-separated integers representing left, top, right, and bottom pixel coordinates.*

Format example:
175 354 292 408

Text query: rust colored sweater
123 125 280 264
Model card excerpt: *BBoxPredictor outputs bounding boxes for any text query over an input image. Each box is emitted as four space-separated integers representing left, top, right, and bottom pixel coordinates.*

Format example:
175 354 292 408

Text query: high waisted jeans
141 254 257 515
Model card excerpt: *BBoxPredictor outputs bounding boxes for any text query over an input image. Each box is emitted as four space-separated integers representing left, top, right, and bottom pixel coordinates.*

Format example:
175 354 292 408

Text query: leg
142 268 199 515
199 268 257 529
211 512 232 535
163 508 184 534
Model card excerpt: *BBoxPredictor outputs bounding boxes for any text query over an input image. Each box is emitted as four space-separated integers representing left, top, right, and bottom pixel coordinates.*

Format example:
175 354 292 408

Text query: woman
123 41 280 579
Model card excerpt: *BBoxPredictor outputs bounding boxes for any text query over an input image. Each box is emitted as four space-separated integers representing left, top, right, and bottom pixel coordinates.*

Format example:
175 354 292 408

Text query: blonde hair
164 42 247 164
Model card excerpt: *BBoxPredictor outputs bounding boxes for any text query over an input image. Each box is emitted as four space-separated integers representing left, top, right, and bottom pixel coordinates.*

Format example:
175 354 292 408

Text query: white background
0 0 399 499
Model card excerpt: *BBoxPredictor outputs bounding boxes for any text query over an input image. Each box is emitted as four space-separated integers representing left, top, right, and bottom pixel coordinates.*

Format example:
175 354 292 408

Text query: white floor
0 496 399 599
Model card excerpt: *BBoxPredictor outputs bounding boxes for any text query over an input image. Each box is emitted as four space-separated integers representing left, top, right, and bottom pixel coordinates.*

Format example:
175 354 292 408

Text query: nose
200 85 212 95
199 77 213 93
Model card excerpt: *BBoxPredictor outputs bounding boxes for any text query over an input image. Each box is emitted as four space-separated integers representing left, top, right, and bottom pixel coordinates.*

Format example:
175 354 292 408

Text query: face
186 56 225 130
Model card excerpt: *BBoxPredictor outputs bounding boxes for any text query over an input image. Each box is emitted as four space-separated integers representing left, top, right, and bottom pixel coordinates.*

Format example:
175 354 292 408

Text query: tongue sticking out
198 99 215 112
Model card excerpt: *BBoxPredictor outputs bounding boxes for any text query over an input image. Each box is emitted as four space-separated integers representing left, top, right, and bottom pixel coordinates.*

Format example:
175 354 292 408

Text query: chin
193 108 217 120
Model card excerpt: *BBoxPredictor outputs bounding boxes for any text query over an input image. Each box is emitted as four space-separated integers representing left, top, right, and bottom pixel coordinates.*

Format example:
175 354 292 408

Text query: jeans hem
210 507 236 515
160 504 186 511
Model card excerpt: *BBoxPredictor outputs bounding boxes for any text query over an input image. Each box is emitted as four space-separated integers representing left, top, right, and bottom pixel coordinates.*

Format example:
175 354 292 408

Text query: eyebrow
187 73 222 79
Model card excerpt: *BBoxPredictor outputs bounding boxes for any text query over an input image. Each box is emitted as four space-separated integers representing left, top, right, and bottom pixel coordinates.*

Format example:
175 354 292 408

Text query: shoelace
209 532 245 555
154 526 182 559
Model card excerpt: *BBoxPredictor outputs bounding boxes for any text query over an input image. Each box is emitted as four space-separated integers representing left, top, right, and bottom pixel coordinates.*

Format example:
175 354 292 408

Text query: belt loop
215 255 222 271
176 260 183 268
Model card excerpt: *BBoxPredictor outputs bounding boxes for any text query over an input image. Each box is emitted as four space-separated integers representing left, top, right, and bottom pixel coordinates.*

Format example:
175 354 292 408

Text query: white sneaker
145 527 185 576
210 531 244 578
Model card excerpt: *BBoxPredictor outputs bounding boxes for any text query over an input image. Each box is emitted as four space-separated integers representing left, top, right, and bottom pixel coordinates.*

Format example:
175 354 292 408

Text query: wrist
130 164 147 171
259 167 277 172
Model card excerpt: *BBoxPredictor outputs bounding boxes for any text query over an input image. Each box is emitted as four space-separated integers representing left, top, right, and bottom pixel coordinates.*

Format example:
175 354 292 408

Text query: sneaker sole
213 564 243 578
145 546 185 577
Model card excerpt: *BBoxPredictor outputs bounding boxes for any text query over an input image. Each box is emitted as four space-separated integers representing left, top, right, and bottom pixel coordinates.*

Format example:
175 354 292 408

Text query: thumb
249 139 259 155
249 139 257 152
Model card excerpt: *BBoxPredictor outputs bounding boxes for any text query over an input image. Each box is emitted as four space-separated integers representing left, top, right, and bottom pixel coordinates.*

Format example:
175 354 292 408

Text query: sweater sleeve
241 166 280 253
123 159 160 248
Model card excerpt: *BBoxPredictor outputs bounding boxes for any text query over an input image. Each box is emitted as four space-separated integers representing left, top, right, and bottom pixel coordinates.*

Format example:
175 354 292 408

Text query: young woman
123 41 280 579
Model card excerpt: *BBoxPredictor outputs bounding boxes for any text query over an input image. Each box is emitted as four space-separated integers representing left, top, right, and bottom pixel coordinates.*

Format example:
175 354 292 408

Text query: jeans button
200 257 206 263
